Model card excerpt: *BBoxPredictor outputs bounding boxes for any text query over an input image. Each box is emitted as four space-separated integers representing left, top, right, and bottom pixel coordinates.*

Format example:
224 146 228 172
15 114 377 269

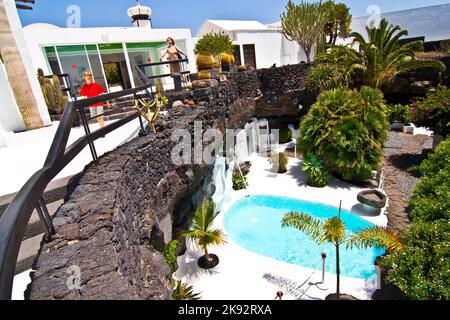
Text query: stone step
16 233 44 275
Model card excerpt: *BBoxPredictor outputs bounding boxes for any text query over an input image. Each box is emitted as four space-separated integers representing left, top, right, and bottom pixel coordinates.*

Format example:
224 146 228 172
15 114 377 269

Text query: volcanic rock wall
27 63 313 300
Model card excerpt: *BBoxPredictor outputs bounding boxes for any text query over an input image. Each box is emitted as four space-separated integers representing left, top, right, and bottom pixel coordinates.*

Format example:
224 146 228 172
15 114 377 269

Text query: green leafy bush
388 104 410 125
301 153 331 187
305 63 349 92
195 31 234 60
298 87 388 182
409 86 450 137
232 174 247 190
278 127 293 143
172 280 202 300
162 240 179 271
409 138 450 222
271 152 288 174
380 220 450 300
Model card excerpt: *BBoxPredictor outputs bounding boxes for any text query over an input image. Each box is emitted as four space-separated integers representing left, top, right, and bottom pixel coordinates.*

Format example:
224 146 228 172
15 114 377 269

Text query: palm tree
282 202 402 298
182 199 227 269
316 18 445 89
0 1 44 130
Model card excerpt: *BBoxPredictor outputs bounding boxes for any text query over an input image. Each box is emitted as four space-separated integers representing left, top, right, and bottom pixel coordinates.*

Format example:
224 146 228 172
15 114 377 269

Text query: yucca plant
282 204 403 298
172 280 201 300
316 18 445 89
182 199 227 269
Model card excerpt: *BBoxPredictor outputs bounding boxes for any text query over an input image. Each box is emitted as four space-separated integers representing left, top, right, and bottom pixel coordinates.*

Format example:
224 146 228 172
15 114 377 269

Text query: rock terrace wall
27 63 312 300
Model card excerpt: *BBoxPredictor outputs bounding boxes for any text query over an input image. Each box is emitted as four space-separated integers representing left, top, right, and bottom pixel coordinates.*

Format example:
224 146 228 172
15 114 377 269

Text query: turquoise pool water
224 195 385 279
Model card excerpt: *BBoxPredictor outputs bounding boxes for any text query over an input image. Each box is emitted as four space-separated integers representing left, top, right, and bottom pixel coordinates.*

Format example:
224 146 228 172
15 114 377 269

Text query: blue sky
18 0 450 35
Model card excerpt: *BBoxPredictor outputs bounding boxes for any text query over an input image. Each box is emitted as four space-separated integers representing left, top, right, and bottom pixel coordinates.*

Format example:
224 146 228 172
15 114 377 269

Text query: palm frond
346 227 404 252
282 211 326 244
397 59 445 74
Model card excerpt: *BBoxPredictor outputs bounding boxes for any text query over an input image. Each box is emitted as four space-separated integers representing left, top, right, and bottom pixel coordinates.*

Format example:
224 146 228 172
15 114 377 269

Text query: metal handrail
0 82 155 300
136 58 190 91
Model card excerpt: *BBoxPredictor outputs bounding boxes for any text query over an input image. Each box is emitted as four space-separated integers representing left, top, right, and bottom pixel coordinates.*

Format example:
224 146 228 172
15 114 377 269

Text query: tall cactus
155 77 165 94
37 68 67 115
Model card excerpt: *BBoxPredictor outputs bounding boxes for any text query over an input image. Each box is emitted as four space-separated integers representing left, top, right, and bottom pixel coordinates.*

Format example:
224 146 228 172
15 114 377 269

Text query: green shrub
298 87 388 182
301 153 331 187
232 174 247 190
271 152 288 174
278 127 293 144
388 104 410 125
195 31 234 61
409 138 450 222
409 86 450 137
162 240 179 271
380 220 450 300
305 63 349 92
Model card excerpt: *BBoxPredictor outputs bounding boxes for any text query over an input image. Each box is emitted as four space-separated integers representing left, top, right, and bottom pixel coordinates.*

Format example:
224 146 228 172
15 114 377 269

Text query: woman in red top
80 70 110 128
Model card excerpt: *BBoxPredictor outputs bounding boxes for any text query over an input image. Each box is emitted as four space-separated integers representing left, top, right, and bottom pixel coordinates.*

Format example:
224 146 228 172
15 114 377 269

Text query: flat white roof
206 20 269 31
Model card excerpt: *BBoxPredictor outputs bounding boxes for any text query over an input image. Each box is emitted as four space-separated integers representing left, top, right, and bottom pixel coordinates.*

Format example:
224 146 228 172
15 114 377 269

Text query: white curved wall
2 0 51 131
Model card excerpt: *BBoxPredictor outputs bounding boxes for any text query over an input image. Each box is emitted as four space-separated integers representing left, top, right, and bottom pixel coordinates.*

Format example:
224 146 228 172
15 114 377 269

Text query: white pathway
7 119 141 300
0 119 141 197
175 154 388 300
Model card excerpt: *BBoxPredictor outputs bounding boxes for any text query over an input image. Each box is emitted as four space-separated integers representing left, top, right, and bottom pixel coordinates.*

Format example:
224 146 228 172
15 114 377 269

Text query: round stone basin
357 190 387 209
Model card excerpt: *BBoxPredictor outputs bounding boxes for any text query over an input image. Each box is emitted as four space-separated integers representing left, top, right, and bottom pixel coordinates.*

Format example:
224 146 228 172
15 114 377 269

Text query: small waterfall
211 156 234 212
211 118 272 210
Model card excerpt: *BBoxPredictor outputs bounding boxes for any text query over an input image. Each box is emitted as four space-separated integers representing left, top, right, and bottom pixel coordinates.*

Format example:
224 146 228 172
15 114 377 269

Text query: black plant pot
325 293 358 300
198 254 220 269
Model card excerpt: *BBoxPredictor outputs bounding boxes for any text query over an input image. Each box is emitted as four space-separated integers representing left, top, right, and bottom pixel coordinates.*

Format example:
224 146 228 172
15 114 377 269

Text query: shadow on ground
262 273 322 300
287 160 355 191
351 204 382 217
387 153 426 178
176 249 220 282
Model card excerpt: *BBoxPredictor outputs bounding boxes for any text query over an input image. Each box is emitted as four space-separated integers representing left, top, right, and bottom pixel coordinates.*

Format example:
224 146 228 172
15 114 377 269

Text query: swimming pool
224 195 385 279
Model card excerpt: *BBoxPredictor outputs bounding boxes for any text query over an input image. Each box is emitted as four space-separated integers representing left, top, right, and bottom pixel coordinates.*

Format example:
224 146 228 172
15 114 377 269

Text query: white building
0 0 196 133
348 3 450 44
0 0 51 133
196 20 309 69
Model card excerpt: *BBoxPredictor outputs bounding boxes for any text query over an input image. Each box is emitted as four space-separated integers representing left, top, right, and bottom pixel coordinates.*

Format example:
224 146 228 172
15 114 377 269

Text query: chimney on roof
127 0 152 29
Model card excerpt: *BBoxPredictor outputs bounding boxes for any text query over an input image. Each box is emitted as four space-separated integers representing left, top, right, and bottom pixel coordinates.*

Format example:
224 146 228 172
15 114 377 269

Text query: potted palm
282 202 403 300
182 199 227 269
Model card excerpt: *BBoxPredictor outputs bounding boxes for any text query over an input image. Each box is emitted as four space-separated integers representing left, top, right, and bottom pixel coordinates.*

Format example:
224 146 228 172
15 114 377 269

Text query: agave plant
182 199 227 269
315 18 445 89
282 204 403 297
172 280 201 300
301 153 330 187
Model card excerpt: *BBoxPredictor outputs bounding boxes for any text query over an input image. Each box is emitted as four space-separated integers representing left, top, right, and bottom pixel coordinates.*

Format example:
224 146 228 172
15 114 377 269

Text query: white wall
281 36 311 64
236 31 283 69
23 26 198 76
3 0 51 129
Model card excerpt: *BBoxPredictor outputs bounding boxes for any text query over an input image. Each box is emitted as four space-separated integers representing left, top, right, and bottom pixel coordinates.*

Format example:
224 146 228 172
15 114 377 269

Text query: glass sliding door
126 42 166 86
55 45 91 92
43 46 62 75
85 44 108 91
98 43 132 91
